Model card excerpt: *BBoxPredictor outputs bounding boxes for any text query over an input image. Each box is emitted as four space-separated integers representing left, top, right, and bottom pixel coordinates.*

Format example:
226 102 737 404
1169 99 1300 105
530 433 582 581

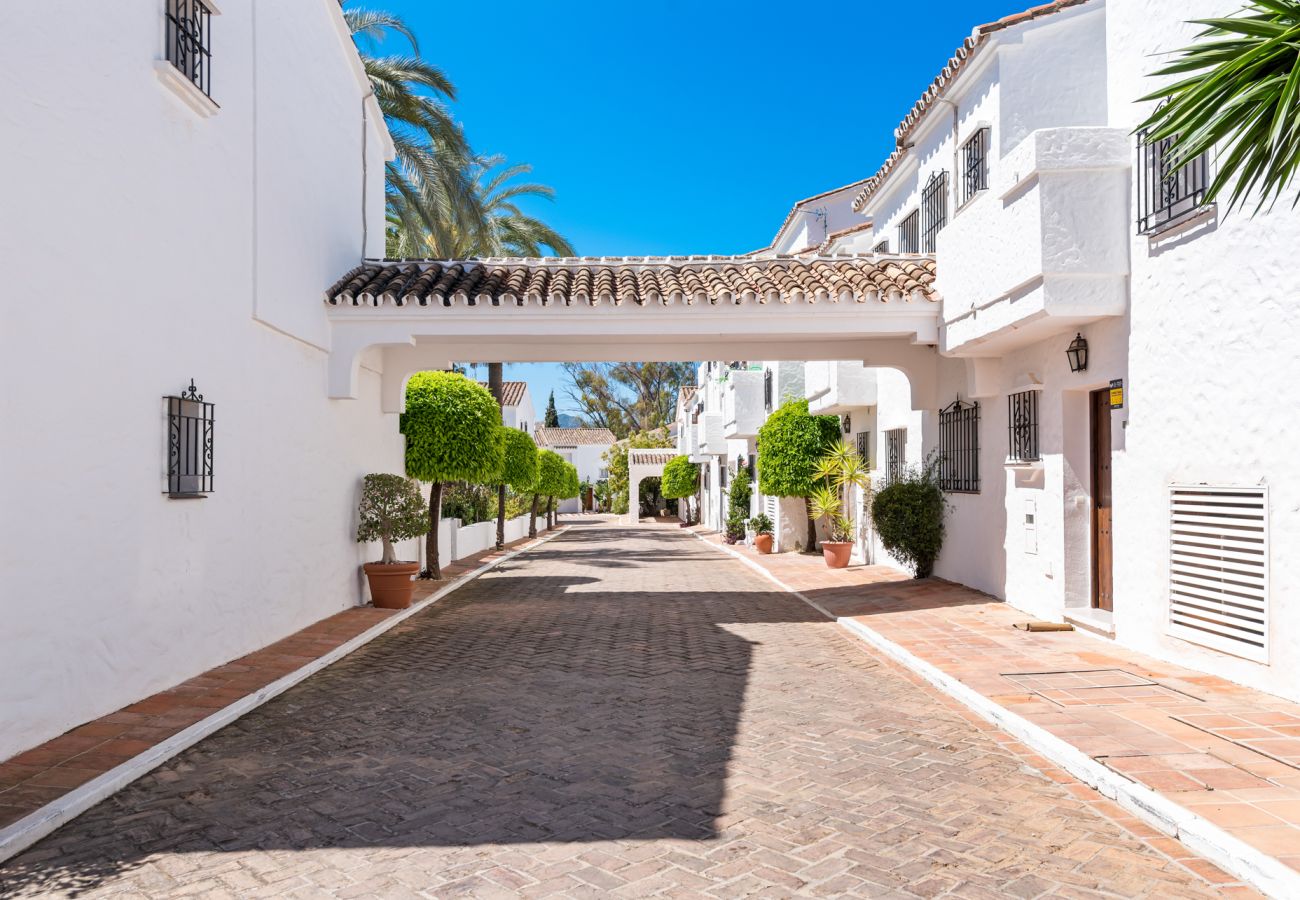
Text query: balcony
805 361 877 416
937 127 1130 357
723 370 765 439
698 412 727 456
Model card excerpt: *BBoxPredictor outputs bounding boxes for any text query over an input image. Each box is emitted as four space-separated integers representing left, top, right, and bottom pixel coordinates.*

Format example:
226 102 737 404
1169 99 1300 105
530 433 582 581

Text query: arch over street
626 448 676 525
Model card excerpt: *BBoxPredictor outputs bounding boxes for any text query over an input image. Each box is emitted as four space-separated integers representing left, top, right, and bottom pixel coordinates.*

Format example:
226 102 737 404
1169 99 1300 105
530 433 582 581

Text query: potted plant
749 514 774 553
357 473 429 609
755 400 841 552
808 440 871 569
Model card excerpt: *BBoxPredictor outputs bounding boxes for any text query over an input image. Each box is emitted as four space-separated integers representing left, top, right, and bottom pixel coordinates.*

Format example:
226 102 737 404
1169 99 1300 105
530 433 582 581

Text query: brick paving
696 527 1300 886
0 524 1246 897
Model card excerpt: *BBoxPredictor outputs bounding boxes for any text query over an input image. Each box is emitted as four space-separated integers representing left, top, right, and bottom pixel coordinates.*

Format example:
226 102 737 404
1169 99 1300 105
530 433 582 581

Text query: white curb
0 527 569 865
691 530 1300 900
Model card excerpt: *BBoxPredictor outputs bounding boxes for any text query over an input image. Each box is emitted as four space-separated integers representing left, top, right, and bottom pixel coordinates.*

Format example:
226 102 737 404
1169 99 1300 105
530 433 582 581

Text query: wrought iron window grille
165 0 214 100
961 128 989 206
921 171 948 253
872 239 889 254
165 379 214 497
1007 390 1040 463
886 429 906 483
898 210 920 254
1136 120 1209 235
855 430 872 467
938 399 980 493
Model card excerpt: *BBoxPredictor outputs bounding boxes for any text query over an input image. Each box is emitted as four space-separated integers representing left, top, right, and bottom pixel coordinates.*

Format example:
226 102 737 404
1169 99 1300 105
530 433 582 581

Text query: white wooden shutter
1168 485 1268 663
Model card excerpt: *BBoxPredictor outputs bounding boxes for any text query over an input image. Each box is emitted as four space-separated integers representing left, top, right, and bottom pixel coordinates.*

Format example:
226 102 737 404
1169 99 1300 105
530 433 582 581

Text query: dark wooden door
1090 389 1114 612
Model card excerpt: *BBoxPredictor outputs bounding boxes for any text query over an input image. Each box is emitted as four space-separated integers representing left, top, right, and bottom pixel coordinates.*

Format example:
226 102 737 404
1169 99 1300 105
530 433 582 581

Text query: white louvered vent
764 494 778 520
1168 485 1268 663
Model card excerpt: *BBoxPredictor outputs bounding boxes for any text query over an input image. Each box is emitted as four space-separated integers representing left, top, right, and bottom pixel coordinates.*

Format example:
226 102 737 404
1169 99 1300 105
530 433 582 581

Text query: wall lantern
1066 333 1089 373
842 414 852 433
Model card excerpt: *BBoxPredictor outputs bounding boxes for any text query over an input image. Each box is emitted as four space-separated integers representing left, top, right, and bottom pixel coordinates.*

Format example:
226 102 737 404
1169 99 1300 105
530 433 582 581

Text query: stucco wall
0 0 399 759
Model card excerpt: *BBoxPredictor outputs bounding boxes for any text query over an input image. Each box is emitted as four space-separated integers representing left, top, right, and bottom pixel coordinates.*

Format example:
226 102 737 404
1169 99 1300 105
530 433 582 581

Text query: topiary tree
534 450 568 532
489 426 538 545
556 462 580 527
661 455 699 523
402 371 504 579
871 465 945 578
356 474 429 564
756 399 841 551
724 464 752 543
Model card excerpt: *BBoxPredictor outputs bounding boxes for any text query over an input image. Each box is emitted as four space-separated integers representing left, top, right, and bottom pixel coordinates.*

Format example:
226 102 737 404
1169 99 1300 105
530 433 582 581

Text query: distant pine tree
544 391 560 427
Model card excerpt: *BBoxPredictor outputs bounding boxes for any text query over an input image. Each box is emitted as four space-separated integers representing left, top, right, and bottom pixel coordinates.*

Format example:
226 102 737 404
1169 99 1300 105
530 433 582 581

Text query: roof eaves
851 0 1092 213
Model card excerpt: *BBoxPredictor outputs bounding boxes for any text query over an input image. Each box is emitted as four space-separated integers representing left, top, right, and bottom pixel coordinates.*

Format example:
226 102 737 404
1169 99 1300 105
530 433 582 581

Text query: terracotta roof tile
326 255 938 307
534 427 617 447
477 381 528 407
851 0 1092 213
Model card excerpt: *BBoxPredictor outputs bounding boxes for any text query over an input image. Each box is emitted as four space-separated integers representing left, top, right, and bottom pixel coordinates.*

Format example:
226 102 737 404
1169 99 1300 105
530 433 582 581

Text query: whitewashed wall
0 0 398 759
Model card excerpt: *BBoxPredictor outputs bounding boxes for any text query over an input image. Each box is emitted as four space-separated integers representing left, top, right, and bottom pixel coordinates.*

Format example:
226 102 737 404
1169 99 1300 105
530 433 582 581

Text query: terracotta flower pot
754 533 773 554
363 561 420 610
821 541 853 569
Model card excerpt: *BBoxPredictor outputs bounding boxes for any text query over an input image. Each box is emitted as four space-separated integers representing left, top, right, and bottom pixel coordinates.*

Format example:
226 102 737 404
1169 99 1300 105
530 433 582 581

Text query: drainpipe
935 97 960 216
361 89 375 260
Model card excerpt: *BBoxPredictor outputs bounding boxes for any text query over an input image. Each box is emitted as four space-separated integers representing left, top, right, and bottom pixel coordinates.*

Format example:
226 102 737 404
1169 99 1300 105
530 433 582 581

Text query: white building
534 427 615 512
480 380 536 434
0 1 402 760
681 0 1300 705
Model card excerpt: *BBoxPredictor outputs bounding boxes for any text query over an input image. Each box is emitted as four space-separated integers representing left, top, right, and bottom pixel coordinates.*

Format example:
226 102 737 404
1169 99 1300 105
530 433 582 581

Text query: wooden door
1090 389 1114 611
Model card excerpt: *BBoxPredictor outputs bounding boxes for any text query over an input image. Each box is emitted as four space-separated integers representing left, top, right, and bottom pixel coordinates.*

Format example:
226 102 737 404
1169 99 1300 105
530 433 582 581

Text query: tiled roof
851 0 1092 213
477 380 528 407
534 427 616 448
325 255 937 307
631 451 676 466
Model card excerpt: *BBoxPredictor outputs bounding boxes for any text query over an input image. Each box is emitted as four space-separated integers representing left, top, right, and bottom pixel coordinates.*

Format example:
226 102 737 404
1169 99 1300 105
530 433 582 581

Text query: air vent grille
1168 485 1268 663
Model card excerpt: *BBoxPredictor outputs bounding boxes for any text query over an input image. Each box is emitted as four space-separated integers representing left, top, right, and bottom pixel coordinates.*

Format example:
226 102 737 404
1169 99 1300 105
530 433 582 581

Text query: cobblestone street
1 525 1233 897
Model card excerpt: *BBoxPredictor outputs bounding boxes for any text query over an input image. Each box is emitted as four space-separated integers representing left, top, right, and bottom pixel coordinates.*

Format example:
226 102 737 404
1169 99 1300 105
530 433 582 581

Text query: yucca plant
810 440 871 544
1139 1 1300 213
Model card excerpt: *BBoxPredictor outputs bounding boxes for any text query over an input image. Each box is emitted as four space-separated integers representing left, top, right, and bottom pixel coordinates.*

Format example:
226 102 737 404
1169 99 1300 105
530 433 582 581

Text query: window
961 128 989 205
165 0 214 99
1007 390 1040 462
872 239 889 254
938 400 979 492
763 368 773 412
886 429 906 483
165 380 214 497
720 464 728 488
855 430 872 467
898 210 920 254
1136 123 1209 234
921 172 948 252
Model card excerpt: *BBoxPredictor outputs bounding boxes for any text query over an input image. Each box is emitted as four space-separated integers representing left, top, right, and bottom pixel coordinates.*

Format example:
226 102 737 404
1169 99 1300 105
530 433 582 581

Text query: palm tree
388 155 576 258
345 7 481 253
1140 2 1300 213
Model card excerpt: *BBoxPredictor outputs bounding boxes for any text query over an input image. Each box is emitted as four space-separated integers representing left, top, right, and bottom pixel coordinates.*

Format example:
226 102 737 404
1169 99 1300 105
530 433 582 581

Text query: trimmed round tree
661 455 699 523
493 427 539 543
535 450 568 532
556 462 581 526
756 399 840 551
402 371 504 579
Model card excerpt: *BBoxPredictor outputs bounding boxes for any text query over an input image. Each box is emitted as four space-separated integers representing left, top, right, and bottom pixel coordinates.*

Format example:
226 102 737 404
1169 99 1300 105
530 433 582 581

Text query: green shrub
494 428 539 492
748 513 773 535
401 371 503 578
871 467 945 578
725 466 752 543
756 399 840 550
661 455 699 499
440 481 493 524
356 474 428 564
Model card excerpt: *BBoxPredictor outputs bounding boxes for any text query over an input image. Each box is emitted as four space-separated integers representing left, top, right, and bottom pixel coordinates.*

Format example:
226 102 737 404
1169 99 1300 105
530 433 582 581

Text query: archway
627 449 675 525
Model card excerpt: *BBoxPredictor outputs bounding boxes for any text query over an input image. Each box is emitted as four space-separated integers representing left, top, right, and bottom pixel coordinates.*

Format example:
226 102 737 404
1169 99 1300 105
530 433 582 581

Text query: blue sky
374 0 1034 412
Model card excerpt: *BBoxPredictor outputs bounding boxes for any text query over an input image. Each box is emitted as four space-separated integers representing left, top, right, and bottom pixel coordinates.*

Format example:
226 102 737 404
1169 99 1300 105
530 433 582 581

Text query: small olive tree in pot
748 513 774 554
357 474 429 609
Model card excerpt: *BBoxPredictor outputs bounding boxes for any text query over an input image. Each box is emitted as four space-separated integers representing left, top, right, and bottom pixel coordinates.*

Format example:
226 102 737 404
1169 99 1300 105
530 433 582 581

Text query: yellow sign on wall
1109 379 1124 409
